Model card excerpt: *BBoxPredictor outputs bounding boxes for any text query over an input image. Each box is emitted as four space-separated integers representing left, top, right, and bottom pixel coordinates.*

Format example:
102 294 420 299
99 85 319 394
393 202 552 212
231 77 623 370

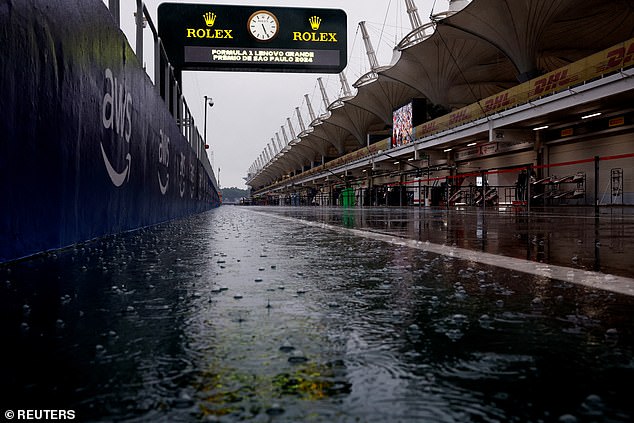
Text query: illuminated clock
247 10 279 41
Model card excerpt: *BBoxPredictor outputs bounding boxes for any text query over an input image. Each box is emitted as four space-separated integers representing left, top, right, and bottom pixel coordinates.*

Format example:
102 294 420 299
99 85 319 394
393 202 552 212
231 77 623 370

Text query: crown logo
203 12 216 27
309 16 322 31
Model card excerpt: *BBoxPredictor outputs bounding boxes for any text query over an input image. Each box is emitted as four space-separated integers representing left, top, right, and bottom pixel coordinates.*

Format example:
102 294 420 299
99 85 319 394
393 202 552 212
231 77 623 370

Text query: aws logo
157 129 170 195
293 15 337 42
186 11 234 39
178 152 187 198
101 68 132 187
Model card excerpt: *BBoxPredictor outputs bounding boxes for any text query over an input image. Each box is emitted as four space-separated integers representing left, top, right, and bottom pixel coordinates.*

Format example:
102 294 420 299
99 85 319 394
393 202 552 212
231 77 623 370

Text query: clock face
248 10 279 41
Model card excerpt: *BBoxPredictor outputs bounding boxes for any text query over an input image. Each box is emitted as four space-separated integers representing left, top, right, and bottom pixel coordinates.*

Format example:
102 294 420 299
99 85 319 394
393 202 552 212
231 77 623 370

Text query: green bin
341 187 355 207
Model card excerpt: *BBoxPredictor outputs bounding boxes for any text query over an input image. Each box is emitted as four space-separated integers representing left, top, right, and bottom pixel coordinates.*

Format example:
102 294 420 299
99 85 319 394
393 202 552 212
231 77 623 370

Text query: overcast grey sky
113 0 445 189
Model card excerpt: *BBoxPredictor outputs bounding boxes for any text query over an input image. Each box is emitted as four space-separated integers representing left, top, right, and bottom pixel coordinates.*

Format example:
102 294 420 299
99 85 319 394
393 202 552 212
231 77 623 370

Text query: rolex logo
187 11 233 39
293 15 337 43
309 16 322 31
203 12 216 27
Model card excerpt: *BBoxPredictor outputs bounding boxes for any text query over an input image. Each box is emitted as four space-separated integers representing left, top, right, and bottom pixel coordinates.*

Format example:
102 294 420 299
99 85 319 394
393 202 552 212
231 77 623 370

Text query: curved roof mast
304 94 317 122
296 107 306 132
405 0 423 31
317 77 331 112
359 21 380 71
275 132 284 150
339 72 352 97
287 118 296 140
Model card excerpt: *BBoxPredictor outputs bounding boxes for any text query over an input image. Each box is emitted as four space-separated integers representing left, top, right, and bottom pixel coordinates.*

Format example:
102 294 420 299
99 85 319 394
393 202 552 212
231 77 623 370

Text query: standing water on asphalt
2 206 634 422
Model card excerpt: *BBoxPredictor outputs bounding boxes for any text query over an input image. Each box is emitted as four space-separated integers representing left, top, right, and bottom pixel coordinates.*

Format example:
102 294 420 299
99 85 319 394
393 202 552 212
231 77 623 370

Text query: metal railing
106 0 217 189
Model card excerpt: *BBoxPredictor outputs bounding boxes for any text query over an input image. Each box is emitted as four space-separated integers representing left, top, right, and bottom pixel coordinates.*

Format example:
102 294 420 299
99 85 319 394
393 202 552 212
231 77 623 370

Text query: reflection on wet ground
2 206 634 422
263 206 634 279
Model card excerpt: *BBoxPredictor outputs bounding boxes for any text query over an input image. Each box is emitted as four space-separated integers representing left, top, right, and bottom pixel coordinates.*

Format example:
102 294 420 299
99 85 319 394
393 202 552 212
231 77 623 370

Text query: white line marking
254 211 634 297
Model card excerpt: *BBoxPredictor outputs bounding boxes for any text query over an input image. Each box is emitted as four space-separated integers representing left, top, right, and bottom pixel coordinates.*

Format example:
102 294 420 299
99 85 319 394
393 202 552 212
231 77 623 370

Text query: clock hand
261 23 269 36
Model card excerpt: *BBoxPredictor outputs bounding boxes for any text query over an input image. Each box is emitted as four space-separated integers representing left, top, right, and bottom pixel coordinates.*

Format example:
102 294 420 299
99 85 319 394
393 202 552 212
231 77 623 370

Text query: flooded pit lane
2 206 634 422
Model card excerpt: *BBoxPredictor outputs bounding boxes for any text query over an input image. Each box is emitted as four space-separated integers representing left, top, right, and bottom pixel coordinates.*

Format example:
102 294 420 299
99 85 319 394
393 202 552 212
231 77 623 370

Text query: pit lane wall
0 0 221 262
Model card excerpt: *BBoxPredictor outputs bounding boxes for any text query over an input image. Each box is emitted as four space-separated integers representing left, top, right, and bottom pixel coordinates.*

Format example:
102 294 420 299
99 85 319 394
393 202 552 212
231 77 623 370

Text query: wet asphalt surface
2 205 634 422
261 206 634 280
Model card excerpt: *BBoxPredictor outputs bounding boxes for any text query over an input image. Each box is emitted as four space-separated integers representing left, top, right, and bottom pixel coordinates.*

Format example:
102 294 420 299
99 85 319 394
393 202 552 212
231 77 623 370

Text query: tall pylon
304 94 316 122
296 107 306 132
404 0 423 31
339 72 352 97
359 21 379 71
287 117 296 139
267 143 275 159
317 77 331 111
275 132 283 150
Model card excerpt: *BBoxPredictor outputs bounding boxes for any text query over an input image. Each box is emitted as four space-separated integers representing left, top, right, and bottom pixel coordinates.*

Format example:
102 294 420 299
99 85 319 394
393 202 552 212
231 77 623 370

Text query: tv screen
392 102 413 148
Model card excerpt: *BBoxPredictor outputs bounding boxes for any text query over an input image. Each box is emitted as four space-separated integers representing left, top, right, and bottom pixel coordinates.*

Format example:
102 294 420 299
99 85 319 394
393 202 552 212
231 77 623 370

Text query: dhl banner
415 37 634 139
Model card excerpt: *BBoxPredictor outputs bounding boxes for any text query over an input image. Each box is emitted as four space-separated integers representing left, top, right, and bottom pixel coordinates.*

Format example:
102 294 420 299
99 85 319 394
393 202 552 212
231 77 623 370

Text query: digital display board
392 102 413 148
158 3 347 73
391 98 427 148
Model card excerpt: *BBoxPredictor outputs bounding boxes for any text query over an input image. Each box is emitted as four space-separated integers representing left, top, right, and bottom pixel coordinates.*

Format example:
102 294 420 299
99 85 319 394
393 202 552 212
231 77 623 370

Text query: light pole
203 95 214 148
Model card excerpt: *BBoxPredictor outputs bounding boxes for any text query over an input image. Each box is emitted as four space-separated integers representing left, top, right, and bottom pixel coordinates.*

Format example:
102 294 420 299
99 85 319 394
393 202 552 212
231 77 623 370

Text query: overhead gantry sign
158 3 347 73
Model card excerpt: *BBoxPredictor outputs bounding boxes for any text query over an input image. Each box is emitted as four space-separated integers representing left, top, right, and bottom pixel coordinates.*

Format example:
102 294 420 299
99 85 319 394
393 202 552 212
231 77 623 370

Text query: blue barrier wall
0 0 220 262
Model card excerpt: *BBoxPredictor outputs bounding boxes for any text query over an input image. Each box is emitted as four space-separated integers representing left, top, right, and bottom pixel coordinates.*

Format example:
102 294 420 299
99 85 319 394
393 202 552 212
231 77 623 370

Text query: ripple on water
437 352 536 381
4 207 634 422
